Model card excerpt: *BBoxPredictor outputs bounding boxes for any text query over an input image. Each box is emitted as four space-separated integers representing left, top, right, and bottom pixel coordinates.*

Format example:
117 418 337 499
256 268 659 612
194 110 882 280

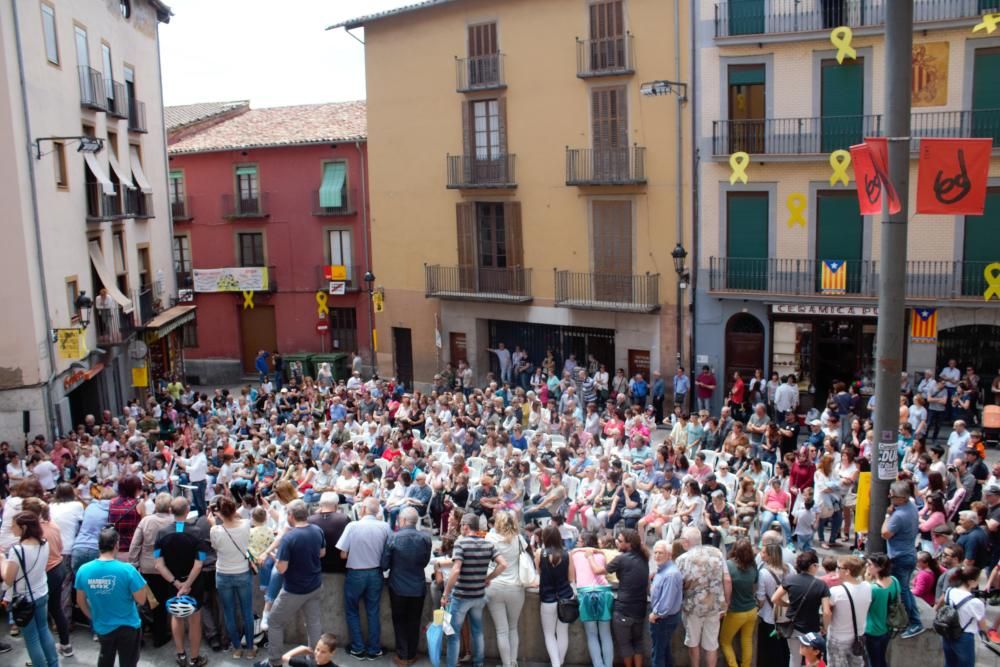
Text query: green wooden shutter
821 59 864 151
728 65 765 86
963 189 1000 296
972 48 1000 143
727 192 768 290
816 191 863 293
728 0 764 35
319 162 346 208
235 165 257 176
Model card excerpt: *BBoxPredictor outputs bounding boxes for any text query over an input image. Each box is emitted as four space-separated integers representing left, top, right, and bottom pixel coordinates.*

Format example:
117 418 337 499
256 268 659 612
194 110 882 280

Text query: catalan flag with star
820 259 847 294
910 307 938 343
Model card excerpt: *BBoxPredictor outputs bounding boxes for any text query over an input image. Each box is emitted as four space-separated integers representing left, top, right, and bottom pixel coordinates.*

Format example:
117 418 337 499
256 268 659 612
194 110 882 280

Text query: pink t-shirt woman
571 549 609 587
763 487 790 513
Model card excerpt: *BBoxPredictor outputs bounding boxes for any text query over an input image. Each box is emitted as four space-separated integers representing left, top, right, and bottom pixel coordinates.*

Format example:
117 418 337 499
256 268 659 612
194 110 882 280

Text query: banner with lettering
916 138 992 215
849 140 901 215
193 267 269 293
55 329 87 360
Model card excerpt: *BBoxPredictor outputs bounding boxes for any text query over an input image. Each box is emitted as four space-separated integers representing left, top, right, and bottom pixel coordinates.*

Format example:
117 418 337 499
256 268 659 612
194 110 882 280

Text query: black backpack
933 588 974 640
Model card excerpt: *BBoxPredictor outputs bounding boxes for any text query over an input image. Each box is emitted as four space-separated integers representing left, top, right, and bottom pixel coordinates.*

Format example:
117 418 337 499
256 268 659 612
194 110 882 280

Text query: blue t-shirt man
886 499 918 559
278 523 326 595
75 557 147 636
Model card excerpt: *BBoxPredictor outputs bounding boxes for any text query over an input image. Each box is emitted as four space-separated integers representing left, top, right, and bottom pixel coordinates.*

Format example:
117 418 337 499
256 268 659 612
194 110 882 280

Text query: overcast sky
159 0 414 108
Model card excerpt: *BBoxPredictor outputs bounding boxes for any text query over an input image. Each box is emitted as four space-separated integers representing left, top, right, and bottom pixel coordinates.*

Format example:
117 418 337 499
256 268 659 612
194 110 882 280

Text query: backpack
933 588 974 640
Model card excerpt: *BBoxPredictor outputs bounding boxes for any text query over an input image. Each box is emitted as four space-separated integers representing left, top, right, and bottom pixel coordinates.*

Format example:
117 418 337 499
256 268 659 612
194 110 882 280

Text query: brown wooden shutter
461 101 474 158
590 1 624 39
456 202 476 289
496 97 508 180
592 200 633 301
592 89 608 150
468 22 498 56
503 201 522 268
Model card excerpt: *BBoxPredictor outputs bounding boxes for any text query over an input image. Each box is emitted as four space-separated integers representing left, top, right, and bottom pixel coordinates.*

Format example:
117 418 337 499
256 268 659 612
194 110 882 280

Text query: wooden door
589 0 625 70
467 22 498 86
592 87 628 179
963 189 1000 295
728 64 766 153
724 314 764 387
476 202 507 292
821 58 864 151
592 201 633 301
973 48 1000 143
393 327 413 388
728 0 764 35
726 192 768 290
816 191 863 293
240 305 277 373
450 332 468 365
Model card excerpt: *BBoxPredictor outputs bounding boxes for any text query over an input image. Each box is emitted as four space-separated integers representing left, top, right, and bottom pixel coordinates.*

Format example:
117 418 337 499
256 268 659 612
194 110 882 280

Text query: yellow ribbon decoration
830 26 857 64
315 291 329 317
787 193 807 228
829 150 851 186
984 262 1000 301
241 290 254 310
973 12 1000 34
729 152 750 185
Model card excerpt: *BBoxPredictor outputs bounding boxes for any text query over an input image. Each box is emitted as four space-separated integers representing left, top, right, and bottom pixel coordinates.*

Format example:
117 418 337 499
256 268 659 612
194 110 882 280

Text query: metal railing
85 181 120 221
171 195 192 221
425 265 532 302
107 81 129 118
79 66 107 110
135 288 156 324
316 265 361 292
446 154 516 188
715 0 999 38
95 304 136 345
128 99 147 133
125 189 154 218
911 108 1000 144
554 270 660 312
577 33 634 77
222 192 269 218
312 188 357 216
566 146 646 185
707 257 997 299
456 53 505 92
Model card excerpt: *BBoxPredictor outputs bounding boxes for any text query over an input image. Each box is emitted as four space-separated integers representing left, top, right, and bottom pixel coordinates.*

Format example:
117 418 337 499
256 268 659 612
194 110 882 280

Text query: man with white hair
674 527 731 667
650 539 683 667
956 510 990 569
336 497 391 660
381 507 432 666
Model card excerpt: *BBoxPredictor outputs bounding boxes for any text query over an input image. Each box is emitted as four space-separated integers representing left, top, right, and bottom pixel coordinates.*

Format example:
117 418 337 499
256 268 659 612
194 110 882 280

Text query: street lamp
671 243 688 366
74 291 93 328
363 271 376 378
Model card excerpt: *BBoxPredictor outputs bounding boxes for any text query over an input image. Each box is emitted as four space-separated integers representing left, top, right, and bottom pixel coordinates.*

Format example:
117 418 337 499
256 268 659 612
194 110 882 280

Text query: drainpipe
355 141 375 372
687 0 700 398
11 0 58 438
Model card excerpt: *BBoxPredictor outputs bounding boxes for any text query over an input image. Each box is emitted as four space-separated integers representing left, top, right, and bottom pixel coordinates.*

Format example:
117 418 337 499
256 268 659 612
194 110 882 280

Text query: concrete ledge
185 359 243 386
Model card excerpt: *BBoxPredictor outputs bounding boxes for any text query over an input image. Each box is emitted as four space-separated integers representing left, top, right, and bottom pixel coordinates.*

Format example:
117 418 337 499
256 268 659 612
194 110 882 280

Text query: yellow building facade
694 0 1000 413
335 0 691 387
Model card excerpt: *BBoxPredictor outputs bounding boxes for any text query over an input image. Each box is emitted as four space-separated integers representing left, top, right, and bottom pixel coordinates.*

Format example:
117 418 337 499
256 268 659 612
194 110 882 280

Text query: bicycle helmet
165 595 198 618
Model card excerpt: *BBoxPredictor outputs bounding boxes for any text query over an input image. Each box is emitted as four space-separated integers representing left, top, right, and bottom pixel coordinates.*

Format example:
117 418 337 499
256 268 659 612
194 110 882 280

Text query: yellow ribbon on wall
983 262 1000 301
787 193 807 228
830 26 856 64
315 291 330 316
829 150 851 186
241 291 254 309
729 152 750 185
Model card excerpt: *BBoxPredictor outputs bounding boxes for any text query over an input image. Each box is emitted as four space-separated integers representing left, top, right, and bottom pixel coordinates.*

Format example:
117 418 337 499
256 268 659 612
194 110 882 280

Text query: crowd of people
0 351 997 667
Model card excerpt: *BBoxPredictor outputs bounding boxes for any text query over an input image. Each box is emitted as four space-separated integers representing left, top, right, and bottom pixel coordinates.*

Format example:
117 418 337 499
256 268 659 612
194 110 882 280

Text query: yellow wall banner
193 267 269 292
131 366 149 387
55 329 87 360
855 472 871 535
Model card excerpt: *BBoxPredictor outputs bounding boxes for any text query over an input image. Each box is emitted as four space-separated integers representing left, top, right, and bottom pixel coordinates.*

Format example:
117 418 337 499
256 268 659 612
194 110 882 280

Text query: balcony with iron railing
554 270 660 313
85 181 121 222
222 192 270 218
135 288 156 325
311 188 357 216
425 264 532 303
711 109 1000 156
707 257 1000 300
316 265 361 293
95 304 136 346
566 146 646 185
171 195 193 221
456 53 506 92
106 81 129 119
78 66 107 111
446 154 517 189
125 189 154 219
714 0 1000 39
576 33 635 78
128 98 147 133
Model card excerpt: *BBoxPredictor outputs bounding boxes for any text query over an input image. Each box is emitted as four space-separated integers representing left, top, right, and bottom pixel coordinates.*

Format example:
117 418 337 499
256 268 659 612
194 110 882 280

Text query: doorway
814 320 861 403
393 328 414 388
487 320 615 378
239 305 277 373
821 57 864 151
728 64 766 153
724 313 765 385
450 332 468 365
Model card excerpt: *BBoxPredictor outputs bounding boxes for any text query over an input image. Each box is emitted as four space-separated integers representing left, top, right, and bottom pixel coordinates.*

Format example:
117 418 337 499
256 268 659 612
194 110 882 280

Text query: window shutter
503 201 522 268
592 89 607 150
456 202 476 289
497 97 508 180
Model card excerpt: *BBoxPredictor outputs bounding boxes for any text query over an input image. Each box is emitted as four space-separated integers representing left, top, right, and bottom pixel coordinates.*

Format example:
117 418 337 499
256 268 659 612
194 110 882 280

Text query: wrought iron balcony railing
79 66 107 111
312 188 357 216
171 195 192 221
456 53 506 92
554 270 660 312
222 192 270 218
446 154 516 189
128 99 147 133
95 304 136 345
707 257 998 300
566 146 646 185
576 33 635 78
425 265 532 303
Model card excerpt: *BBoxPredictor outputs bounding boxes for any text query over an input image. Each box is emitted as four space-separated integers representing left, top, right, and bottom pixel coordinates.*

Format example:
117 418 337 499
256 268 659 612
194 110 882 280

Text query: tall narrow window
169 170 186 218
467 22 499 87
112 231 128 294
591 200 633 301
173 234 192 289
101 43 114 109
592 87 628 179
589 0 626 71
53 141 68 188
235 165 259 215
137 247 151 291
472 100 500 160
238 232 265 267
328 229 353 282
728 64 766 153
41 3 59 65
66 278 79 322
461 98 508 185
75 26 93 103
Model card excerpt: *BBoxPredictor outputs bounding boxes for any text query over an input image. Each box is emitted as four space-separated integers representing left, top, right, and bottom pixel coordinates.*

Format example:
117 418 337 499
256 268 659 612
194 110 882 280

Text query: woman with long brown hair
536 525 574 667
2 511 59 667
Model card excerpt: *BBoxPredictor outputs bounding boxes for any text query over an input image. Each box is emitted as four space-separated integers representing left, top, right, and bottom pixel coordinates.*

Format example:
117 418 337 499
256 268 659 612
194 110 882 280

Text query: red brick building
165 101 370 384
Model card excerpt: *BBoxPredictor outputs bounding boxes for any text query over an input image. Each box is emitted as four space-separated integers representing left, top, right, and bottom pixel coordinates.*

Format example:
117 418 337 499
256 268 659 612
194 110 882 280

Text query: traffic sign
315 320 329 334
328 281 346 295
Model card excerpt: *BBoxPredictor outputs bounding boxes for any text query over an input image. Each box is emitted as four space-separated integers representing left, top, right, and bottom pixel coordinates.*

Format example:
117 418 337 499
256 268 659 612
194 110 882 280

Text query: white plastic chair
701 450 719 470
563 475 579 502
375 459 389 475
467 457 487 477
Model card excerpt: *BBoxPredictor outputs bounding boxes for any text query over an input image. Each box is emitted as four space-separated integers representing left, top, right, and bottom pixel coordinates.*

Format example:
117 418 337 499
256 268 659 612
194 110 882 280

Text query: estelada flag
910 307 938 343
820 259 847 294
849 139 901 215
916 138 992 215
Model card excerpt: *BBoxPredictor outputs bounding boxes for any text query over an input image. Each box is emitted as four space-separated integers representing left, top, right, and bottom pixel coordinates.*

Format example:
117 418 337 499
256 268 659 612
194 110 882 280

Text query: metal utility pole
867 0 913 554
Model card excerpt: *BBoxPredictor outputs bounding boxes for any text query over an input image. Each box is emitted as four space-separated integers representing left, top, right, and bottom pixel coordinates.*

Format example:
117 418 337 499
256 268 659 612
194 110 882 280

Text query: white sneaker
260 610 269 632
57 644 74 657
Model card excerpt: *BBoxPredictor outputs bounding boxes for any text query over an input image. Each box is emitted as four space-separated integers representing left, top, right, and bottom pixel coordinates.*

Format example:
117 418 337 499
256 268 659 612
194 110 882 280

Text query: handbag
557 595 580 623
517 537 536 587
841 584 868 658
10 545 38 628
885 577 909 635
220 522 259 575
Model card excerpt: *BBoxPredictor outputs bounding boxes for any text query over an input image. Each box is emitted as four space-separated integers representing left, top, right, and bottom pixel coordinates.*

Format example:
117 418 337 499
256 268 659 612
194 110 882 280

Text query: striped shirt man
451 534 498 599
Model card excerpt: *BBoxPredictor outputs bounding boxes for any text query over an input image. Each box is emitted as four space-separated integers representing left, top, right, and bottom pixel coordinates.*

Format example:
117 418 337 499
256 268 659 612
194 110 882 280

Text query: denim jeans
583 620 614 667
942 632 974 667
22 594 59 667
216 571 255 650
447 595 487 667
260 558 284 602
192 479 207 516
865 632 891 667
761 511 792 544
817 510 843 544
71 546 100 574
890 552 921 627
650 611 681 667
345 568 384 654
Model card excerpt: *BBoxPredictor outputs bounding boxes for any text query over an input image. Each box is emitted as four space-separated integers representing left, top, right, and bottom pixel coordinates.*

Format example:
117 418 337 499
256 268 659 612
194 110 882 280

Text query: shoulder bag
10 545 39 628
220 522 259 575
776 576 817 639
884 577 909 635
841 584 868 658
516 536 536 587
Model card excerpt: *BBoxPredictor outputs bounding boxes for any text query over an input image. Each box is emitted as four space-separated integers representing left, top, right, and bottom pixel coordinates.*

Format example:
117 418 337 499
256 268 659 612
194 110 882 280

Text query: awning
83 152 115 195
63 362 105 393
141 304 196 339
319 162 346 208
107 150 135 190
88 241 134 311
129 146 152 194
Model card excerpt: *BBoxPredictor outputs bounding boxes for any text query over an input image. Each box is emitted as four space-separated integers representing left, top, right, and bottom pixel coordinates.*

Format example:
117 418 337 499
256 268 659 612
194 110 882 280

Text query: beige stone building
0 0 187 441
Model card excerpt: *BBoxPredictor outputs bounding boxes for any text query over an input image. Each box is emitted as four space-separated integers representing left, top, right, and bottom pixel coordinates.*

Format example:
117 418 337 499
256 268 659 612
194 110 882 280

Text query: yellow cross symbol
729 152 750 185
984 262 1000 301
830 26 857 64
787 193 807 228
829 150 852 186
315 291 329 316
973 12 1000 34
241 290 254 310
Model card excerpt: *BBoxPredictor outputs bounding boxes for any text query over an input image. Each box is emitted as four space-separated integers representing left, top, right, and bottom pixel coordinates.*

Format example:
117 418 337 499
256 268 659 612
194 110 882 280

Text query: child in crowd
819 556 841 588
282 633 339 667
798 633 826 667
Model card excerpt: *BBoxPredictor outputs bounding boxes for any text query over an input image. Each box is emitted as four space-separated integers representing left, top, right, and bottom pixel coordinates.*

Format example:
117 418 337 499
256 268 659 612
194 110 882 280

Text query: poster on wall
193 267 269 292
911 42 948 107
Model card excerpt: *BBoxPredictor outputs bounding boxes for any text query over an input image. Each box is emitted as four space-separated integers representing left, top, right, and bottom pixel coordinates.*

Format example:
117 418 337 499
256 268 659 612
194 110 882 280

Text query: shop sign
771 303 878 317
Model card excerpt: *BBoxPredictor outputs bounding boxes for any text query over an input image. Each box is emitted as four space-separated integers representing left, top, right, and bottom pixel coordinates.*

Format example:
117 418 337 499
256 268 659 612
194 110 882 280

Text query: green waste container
309 352 349 383
282 353 313 384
